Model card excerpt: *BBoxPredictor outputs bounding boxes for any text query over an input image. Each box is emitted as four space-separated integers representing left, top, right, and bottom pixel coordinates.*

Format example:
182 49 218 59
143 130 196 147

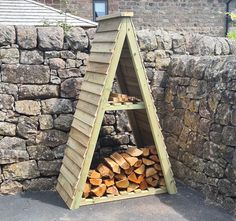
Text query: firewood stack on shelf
109 92 141 104
83 146 165 198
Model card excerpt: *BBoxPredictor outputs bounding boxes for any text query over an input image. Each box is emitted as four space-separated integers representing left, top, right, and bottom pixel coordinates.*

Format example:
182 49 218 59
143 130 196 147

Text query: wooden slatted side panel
70 17 127 210
57 16 125 209
119 41 142 99
96 17 122 33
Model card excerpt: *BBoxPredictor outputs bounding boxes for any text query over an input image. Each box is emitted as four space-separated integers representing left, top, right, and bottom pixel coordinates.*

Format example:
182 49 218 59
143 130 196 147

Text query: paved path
0 182 234 221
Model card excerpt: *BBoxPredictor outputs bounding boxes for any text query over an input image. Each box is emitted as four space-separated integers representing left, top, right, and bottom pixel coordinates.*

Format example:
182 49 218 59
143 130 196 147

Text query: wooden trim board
96 12 134 21
80 187 167 205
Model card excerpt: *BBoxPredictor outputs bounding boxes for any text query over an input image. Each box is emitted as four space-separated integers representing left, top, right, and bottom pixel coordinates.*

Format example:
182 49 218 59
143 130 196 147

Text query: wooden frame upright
56 12 177 210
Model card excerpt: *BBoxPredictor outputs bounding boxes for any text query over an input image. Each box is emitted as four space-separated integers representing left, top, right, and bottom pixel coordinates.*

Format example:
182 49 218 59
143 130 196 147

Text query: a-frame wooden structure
56 12 177 210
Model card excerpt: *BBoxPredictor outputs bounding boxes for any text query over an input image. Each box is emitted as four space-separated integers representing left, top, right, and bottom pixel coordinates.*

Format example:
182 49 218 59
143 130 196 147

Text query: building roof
0 0 97 27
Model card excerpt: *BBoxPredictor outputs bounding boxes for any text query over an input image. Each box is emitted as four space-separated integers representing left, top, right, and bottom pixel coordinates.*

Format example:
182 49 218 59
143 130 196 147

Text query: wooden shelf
105 102 145 111
80 187 167 206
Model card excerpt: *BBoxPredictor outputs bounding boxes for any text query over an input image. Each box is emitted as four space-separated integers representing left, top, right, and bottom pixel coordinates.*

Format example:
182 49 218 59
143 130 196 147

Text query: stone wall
36 0 228 36
0 24 236 213
137 30 236 213
0 25 95 193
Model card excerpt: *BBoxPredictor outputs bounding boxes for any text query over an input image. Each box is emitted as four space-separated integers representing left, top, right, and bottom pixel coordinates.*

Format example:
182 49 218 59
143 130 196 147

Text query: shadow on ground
0 182 234 221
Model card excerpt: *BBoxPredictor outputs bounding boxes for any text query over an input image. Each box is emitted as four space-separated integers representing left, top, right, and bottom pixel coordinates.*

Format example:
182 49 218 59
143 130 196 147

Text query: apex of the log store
96 12 134 21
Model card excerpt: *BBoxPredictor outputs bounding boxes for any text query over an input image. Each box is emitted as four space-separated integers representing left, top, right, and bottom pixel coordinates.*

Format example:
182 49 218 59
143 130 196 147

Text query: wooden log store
56 12 177 210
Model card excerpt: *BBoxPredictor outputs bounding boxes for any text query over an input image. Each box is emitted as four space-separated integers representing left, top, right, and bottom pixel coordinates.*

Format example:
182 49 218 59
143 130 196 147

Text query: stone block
41 98 73 114
15 100 41 116
0 83 18 97
27 145 55 160
3 160 40 180
17 116 38 139
49 58 65 70
39 115 53 130
0 122 16 136
16 26 37 49
0 26 15 46
20 50 44 64
65 27 89 51
204 162 224 178
38 27 64 50
38 160 62 176
222 126 236 146
0 48 19 63
19 85 59 99
1 64 50 84
60 78 83 98
0 94 14 110
0 137 28 164
58 68 82 79
0 180 23 194
54 114 73 132
36 129 68 148
137 30 157 50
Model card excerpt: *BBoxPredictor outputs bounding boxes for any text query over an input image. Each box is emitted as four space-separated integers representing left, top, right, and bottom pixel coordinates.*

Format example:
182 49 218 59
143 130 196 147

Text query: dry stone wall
137 30 236 213
0 25 95 193
0 25 236 213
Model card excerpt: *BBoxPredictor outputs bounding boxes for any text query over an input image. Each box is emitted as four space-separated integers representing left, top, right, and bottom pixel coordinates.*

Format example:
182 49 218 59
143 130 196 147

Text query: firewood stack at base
109 92 141 103
83 146 165 198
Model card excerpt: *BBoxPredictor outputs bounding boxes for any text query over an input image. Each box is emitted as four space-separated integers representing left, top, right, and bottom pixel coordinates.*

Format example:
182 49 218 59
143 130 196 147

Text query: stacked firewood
83 146 165 198
109 92 141 103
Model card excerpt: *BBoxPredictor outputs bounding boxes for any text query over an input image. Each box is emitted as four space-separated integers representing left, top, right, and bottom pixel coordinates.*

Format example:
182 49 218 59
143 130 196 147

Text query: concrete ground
0 182 235 221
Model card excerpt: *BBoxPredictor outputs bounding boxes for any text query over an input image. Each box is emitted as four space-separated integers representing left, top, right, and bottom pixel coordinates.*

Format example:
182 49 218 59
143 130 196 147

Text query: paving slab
0 182 234 221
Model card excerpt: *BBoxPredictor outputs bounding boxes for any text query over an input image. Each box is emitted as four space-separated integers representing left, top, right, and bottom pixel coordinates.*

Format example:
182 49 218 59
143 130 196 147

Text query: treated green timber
80 187 167 206
105 102 145 111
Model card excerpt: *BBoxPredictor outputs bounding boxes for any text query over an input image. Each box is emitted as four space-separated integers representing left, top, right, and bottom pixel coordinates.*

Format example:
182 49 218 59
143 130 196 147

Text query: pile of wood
109 92 141 103
83 146 165 198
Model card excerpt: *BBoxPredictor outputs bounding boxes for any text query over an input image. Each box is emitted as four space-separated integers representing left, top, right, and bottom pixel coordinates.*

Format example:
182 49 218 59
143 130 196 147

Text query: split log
104 157 121 174
116 178 129 189
89 178 102 186
154 164 162 171
159 178 166 186
149 146 157 155
128 172 138 184
126 147 143 157
88 170 101 179
149 155 159 163
110 97 119 103
83 183 91 198
152 174 159 180
140 180 148 190
134 164 145 175
91 184 107 197
146 177 158 187
142 158 155 166
115 172 127 181
97 163 114 179
120 153 138 167
134 159 142 168
136 174 145 184
111 152 130 170
140 147 150 157
127 183 139 193
124 167 133 175
104 179 115 187
146 167 157 177
107 186 119 196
